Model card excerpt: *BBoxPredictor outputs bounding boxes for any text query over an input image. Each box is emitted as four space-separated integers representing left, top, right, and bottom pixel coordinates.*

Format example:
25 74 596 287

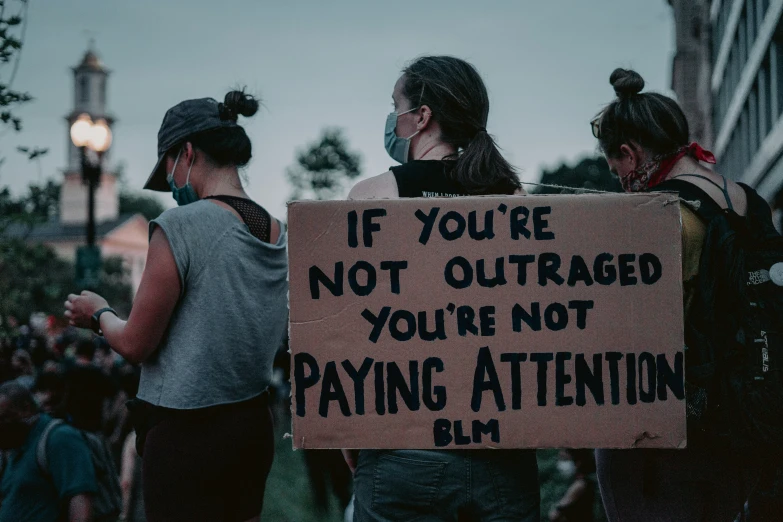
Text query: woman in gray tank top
346 56 539 522
65 90 288 522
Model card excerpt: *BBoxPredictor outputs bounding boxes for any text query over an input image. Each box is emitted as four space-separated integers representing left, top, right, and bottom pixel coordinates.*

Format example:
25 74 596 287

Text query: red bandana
620 143 717 193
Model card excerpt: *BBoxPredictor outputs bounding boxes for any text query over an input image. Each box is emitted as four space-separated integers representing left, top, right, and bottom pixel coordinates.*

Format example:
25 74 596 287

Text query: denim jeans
353 449 540 522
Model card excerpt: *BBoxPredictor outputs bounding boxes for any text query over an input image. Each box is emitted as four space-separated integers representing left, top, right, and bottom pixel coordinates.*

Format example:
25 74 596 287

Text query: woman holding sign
346 56 539 522
65 90 288 522
591 69 755 521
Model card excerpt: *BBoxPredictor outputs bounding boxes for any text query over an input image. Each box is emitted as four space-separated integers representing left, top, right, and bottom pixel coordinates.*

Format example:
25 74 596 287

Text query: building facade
670 0 783 205
7 47 149 292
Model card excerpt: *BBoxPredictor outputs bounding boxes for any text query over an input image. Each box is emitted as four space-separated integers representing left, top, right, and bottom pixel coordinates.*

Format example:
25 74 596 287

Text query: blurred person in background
0 382 97 521
10 349 35 390
345 55 538 522
119 431 145 522
65 89 288 522
104 362 141 465
63 338 115 434
548 449 596 522
32 365 66 417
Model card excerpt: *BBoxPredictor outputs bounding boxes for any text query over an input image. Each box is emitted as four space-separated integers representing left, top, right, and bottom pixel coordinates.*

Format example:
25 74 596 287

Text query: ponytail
453 130 520 195
402 56 521 195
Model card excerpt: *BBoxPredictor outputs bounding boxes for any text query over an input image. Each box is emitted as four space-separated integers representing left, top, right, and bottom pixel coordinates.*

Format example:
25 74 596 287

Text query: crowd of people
0 319 143 520
0 319 296 522
1 53 781 521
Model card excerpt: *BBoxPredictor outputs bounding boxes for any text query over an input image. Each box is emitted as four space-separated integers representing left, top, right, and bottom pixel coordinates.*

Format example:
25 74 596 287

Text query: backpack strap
651 178 725 223
36 418 65 476
738 183 780 237
671 174 735 211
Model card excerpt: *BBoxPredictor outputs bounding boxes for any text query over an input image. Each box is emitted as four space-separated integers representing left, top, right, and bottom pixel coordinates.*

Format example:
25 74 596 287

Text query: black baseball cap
143 97 238 192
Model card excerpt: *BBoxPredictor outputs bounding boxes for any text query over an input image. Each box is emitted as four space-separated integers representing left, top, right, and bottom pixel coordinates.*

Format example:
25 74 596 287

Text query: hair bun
610 68 645 98
222 89 259 120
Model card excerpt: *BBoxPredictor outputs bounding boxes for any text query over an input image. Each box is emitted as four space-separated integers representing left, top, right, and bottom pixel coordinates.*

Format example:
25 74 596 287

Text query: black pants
596 447 743 522
142 394 274 522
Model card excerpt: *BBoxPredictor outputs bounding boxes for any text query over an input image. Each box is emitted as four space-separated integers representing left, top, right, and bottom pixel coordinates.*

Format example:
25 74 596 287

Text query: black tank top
391 160 516 197
391 160 470 198
203 195 271 243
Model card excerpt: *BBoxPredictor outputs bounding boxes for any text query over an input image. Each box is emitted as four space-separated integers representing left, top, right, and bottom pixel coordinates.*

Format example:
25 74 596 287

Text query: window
739 8 748 66
99 76 106 106
775 32 783 118
79 76 89 103
732 38 741 91
757 0 768 32
759 70 769 141
749 89 759 156
713 11 723 63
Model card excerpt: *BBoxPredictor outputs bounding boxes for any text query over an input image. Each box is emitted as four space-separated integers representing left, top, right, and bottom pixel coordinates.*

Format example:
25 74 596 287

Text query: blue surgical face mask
166 149 199 206
384 107 420 164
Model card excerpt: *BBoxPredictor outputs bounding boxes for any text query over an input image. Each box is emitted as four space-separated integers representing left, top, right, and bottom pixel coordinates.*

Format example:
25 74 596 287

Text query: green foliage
262 411 344 522
0 180 59 233
96 255 133 318
0 238 73 329
0 180 133 327
534 157 622 194
0 238 133 331
0 0 31 135
119 191 166 221
23 179 58 220
287 128 362 201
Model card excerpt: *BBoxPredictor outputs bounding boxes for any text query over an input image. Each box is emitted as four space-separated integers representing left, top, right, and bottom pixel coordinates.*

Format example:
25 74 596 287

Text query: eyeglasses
590 114 603 139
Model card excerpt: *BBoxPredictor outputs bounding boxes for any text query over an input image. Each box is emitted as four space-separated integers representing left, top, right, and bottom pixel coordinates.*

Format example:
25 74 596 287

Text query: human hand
65 291 109 329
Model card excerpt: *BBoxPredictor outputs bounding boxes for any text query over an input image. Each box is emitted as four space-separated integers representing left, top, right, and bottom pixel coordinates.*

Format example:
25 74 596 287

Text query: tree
0 238 132 330
0 0 31 161
119 191 165 221
533 156 622 195
286 128 362 201
0 180 58 234
0 181 133 327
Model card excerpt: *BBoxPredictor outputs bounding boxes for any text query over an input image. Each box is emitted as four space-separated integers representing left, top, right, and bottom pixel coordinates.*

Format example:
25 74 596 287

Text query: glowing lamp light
70 114 112 152
88 119 112 152
70 114 93 148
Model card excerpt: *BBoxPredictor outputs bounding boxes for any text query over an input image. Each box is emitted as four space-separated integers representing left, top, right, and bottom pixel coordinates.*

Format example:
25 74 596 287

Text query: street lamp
70 114 112 288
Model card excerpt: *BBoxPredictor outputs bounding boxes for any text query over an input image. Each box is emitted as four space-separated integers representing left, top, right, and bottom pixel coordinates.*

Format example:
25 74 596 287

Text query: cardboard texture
287 193 686 449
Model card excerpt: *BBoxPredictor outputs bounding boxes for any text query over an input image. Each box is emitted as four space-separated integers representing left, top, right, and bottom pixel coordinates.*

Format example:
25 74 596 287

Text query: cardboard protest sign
287 193 685 449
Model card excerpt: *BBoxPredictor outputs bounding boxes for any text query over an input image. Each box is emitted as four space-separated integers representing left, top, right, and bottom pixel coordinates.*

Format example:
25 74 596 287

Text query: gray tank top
137 200 288 409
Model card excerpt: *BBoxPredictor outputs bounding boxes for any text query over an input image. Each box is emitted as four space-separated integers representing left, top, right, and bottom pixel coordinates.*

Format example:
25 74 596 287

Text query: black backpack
653 176 783 455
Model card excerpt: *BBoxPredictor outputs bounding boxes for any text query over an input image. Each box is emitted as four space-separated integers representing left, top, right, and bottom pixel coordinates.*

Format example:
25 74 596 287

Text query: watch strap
91 307 117 335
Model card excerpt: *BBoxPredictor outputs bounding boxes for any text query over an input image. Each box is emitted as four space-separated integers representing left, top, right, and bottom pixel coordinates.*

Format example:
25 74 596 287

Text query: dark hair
0 381 38 414
401 56 520 195
597 68 689 158
75 338 96 360
181 89 259 168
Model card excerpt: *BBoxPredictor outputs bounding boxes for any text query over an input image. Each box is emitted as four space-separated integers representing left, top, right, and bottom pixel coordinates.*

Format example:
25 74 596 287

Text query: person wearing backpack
0 381 97 522
345 55 539 522
591 68 783 521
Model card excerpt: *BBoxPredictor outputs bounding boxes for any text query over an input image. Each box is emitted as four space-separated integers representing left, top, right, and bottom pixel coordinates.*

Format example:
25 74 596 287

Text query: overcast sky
2 0 674 219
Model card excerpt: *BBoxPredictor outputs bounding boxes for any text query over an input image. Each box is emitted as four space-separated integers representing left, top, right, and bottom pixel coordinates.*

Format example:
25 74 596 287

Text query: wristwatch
91 307 117 335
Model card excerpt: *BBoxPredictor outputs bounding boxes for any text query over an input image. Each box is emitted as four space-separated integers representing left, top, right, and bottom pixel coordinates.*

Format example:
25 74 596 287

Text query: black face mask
0 420 32 450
